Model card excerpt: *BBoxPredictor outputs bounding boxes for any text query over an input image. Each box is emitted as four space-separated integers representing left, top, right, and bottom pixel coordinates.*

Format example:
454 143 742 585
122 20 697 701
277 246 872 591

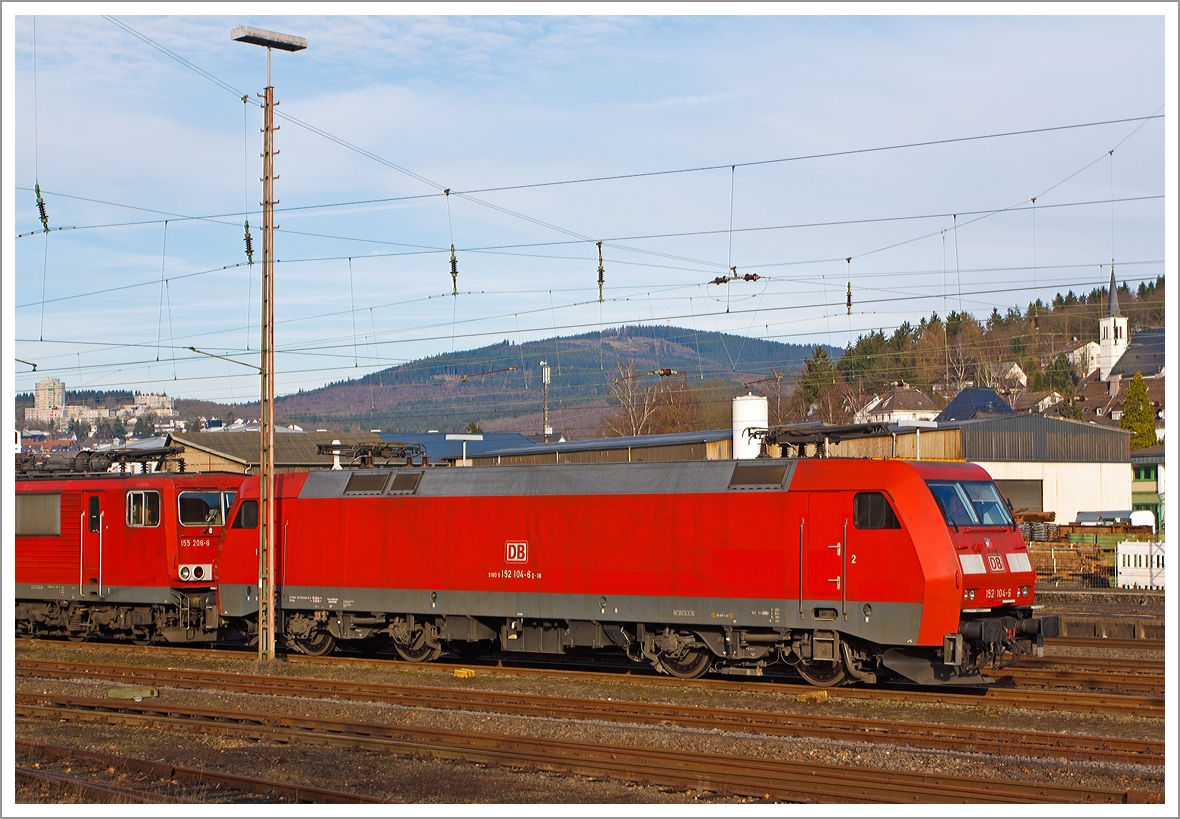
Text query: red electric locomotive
15 470 245 644
217 457 1057 686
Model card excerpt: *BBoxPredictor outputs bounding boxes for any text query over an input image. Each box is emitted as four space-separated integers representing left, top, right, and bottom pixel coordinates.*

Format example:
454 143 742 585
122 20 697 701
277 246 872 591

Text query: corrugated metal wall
827 428 962 460
960 416 1129 462
468 416 1128 466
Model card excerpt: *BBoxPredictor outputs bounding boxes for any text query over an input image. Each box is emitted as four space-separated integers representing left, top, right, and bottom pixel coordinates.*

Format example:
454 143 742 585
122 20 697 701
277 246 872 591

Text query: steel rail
990 666 1163 695
16 694 1149 804
15 765 194 804
14 642 1165 717
15 660 1163 766
1017 656 1164 674
15 740 390 804
1046 637 1164 651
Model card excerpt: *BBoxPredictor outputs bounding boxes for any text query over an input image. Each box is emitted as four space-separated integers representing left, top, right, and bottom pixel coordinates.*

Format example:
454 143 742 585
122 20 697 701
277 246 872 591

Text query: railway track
14 643 1165 717
1045 636 1164 652
14 740 388 804
15 693 1153 804
991 666 1163 695
1018 655 1164 674
15 659 1164 766
16 766 193 804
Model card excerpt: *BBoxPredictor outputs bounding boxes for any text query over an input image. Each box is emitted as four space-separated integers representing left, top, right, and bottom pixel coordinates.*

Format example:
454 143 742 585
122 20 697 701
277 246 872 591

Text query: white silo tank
732 394 768 460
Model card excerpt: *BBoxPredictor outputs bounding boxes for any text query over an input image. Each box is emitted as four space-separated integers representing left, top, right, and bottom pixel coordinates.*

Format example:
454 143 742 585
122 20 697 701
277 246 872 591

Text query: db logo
505 541 529 563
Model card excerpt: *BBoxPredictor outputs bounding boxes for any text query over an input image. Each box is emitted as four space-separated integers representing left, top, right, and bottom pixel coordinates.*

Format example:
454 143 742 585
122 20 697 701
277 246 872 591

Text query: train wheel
658 647 712 679
794 658 848 687
394 634 443 663
293 631 337 657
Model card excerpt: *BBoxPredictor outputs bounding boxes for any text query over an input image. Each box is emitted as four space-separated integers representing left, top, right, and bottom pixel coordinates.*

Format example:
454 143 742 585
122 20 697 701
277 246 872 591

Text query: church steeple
1106 268 1121 317
1098 268 1127 380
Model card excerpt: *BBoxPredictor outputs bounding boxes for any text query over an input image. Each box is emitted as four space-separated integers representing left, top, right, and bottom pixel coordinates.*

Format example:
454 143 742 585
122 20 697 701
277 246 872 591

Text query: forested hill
263 324 834 435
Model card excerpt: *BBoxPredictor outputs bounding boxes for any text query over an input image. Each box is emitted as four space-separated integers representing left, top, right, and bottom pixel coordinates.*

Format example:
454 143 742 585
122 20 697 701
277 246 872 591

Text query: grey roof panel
935 388 1016 422
299 458 797 498
377 432 540 461
1110 328 1165 378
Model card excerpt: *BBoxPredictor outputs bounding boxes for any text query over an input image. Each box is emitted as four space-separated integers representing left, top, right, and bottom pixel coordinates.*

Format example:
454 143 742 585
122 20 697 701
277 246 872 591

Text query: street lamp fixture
539 361 552 442
232 24 306 663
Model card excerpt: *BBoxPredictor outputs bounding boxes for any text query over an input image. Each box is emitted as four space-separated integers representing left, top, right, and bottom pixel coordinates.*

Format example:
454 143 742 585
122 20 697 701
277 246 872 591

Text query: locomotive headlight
194 566 204 580
179 566 191 580
968 589 976 600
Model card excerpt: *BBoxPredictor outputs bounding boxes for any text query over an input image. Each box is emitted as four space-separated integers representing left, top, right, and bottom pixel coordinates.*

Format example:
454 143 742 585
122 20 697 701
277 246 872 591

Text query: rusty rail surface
14 740 389 804
13 641 1165 717
990 666 1163 695
1045 637 1164 651
1018 655 1164 674
15 660 1163 766
18 635 1164 677
16 694 1152 804
16 765 194 804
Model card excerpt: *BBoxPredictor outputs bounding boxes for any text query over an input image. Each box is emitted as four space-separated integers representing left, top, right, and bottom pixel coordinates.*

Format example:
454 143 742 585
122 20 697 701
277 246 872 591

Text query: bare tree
601 361 662 437
652 373 699 433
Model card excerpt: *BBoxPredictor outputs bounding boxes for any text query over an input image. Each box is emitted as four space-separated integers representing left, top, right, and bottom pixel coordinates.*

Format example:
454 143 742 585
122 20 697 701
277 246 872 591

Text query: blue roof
478 428 733 458
378 432 540 461
934 388 1016 423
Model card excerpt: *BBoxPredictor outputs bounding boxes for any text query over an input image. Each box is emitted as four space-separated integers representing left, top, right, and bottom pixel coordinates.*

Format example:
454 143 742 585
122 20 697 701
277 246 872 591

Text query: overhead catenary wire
19 264 1162 381
14 186 1161 268
21 17 1167 406
94 15 1165 270
23 299 1160 419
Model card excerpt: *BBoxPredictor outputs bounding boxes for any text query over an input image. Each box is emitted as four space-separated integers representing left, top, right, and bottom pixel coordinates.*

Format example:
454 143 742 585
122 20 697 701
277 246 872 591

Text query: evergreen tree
1058 395 1083 420
799 347 838 406
1120 371 1158 449
133 414 156 438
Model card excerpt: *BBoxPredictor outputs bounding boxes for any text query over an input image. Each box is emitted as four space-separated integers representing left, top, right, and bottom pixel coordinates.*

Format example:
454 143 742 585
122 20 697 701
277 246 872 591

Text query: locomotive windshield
926 480 1013 528
178 491 225 526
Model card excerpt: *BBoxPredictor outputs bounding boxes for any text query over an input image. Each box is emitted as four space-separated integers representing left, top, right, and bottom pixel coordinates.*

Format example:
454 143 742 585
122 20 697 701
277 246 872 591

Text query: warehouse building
802 414 1129 525
473 429 734 466
165 431 384 473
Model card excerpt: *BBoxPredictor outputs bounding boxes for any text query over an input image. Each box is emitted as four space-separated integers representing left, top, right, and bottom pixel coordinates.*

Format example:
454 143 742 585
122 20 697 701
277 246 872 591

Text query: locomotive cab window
854 492 900 529
178 491 225 526
231 500 259 529
126 490 161 527
88 496 101 533
961 481 1014 526
926 480 1014 528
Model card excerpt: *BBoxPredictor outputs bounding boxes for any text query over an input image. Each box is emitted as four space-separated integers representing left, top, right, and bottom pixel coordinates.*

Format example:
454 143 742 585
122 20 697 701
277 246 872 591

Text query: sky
4 6 1174 407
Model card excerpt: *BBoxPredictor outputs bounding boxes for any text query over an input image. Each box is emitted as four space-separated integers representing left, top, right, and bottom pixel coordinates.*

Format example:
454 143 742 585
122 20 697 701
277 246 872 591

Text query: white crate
1116 541 1167 591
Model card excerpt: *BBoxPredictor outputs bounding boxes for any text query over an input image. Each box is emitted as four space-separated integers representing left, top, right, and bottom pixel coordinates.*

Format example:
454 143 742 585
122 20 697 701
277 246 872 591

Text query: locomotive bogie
14 591 220 644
